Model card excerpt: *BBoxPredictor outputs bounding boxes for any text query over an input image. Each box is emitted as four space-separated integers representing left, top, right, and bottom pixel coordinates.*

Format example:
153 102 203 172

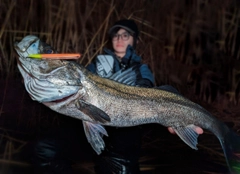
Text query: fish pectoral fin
173 124 199 150
76 100 111 123
83 121 108 155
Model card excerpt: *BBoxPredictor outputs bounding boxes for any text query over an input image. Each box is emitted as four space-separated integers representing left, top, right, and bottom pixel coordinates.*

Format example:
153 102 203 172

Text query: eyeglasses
112 32 131 41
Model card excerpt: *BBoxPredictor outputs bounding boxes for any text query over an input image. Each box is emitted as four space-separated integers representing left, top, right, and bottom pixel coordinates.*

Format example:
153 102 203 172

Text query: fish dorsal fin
82 121 108 154
173 124 199 150
76 100 110 123
108 65 138 86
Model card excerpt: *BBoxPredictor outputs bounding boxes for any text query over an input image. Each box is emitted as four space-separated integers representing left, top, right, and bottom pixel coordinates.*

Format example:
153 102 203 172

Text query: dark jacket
87 45 154 88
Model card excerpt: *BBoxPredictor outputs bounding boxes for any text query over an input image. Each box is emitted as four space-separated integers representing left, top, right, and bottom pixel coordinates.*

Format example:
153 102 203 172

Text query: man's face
112 28 134 57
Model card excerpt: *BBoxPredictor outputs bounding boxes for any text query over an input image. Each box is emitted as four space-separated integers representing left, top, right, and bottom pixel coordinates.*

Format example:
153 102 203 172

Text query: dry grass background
1 0 240 173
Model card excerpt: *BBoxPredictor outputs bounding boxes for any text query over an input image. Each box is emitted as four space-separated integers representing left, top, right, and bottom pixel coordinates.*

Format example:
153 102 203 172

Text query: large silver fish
15 35 240 173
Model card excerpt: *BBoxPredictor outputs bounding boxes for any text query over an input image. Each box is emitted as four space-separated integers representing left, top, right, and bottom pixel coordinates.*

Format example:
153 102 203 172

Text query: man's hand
168 127 203 135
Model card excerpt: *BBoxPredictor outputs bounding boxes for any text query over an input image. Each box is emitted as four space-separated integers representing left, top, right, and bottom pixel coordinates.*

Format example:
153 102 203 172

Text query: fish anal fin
173 124 200 150
76 100 111 123
83 121 108 155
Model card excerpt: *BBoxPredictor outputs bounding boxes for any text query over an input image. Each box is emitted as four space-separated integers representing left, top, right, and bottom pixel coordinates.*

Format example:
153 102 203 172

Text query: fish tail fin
220 129 240 174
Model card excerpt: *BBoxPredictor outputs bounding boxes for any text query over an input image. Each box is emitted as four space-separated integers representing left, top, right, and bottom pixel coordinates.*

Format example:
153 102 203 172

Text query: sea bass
15 35 240 173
